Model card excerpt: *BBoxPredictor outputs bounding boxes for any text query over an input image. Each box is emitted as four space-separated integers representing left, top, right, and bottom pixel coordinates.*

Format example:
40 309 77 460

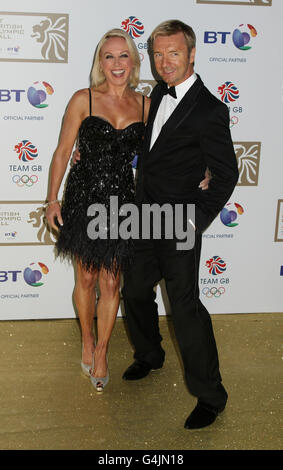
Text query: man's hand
72 147 81 165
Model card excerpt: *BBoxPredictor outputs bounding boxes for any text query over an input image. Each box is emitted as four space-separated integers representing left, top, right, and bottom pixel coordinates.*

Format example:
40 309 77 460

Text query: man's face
153 32 195 87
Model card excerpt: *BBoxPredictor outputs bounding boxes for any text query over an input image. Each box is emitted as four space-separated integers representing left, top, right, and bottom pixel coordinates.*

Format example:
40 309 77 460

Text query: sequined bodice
69 115 144 205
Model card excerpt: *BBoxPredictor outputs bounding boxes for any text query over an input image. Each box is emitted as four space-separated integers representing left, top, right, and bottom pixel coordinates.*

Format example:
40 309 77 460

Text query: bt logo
0 262 49 286
0 81 54 107
233 24 257 50
23 262 49 286
204 24 257 50
0 89 25 102
27 81 54 108
220 202 244 227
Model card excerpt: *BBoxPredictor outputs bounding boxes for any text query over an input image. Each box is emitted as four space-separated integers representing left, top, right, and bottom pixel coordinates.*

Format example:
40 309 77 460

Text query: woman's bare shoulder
70 88 90 105
65 88 90 117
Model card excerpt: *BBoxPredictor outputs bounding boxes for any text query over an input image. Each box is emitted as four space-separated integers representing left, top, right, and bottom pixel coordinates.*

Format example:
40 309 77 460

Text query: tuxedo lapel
163 77 203 131
143 85 164 153
147 76 204 155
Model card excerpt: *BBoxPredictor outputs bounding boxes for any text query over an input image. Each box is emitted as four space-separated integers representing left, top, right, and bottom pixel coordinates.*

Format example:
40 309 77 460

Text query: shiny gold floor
0 313 282 450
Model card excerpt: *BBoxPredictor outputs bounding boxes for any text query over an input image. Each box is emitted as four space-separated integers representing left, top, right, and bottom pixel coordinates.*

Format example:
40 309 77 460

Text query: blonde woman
46 29 150 391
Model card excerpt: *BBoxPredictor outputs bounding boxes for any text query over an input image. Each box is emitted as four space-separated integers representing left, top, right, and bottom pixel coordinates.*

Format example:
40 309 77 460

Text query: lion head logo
31 15 68 62
28 206 57 245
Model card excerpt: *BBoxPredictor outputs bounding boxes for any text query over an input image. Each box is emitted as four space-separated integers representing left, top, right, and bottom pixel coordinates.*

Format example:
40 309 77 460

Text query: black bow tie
162 83 177 99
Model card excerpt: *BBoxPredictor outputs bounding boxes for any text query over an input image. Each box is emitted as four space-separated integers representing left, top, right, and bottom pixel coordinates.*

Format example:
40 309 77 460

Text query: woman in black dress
46 29 150 391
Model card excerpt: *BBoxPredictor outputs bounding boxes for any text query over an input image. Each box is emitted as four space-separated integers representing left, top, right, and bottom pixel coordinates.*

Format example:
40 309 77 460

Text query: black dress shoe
122 360 161 380
184 402 225 430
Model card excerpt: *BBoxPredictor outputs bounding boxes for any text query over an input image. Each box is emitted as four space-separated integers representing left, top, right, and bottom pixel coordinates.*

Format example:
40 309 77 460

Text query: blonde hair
150 20 196 56
90 28 141 88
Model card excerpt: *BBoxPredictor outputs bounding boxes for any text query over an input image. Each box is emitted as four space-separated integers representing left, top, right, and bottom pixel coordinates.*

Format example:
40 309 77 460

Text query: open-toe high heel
90 370 109 392
90 356 109 392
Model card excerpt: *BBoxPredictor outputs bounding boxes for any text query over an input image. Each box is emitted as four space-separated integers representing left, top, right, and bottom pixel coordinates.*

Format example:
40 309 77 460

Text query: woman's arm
46 89 88 230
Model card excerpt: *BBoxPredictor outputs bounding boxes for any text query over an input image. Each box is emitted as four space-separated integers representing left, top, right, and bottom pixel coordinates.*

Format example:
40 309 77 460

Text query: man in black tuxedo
122 20 239 429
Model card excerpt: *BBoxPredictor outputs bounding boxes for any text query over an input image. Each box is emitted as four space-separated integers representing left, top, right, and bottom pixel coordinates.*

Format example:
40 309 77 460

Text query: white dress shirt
150 72 198 230
150 72 197 150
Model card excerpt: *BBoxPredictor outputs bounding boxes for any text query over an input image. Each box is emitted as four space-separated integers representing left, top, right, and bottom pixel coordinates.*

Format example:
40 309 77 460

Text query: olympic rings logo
202 287 226 298
12 174 39 187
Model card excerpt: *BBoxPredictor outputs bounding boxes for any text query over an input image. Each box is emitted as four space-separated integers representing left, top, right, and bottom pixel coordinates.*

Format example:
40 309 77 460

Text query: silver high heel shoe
81 344 95 377
81 360 92 377
90 356 109 392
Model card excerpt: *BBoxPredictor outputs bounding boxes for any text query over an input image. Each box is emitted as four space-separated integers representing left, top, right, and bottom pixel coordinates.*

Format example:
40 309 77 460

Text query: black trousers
122 233 228 409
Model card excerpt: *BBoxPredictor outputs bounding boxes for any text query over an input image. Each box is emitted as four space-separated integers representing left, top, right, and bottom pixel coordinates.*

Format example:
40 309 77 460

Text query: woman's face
100 37 134 87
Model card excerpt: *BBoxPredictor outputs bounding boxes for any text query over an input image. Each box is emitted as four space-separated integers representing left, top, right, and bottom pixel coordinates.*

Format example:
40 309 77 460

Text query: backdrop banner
0 0 282 319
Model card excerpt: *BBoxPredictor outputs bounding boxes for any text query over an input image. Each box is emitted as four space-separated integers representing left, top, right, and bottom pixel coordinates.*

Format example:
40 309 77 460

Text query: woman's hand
45 201 63 231
199 168 211 191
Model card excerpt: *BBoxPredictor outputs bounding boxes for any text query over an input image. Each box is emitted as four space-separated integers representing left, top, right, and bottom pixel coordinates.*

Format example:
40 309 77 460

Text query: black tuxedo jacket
136 75 239 233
